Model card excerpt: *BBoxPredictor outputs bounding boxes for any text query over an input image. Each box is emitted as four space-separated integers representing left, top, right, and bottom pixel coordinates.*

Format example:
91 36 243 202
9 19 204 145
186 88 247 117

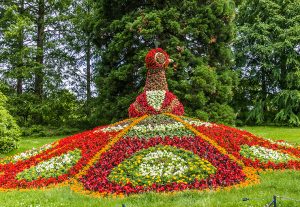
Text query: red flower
192 123 300 170
129 91 184 117
0 127 113 189
145 48 170 69
80 136 246 195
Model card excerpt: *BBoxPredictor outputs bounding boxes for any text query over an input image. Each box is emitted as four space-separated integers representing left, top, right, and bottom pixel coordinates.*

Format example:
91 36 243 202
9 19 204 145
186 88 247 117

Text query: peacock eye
155 52 166 65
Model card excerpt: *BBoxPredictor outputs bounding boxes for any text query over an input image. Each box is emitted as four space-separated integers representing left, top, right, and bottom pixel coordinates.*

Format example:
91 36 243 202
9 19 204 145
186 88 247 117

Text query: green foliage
0 2 36 84
1 0 299 129
246 100 268 125
0 92 20 154
92 0 238 125
20 125 80 137
0 0 96 130
40 90 86 127
0 92 8 105
8 90 88 130
0 136 18 154
235 0 300 126
273 90 300 126
205 103 237 125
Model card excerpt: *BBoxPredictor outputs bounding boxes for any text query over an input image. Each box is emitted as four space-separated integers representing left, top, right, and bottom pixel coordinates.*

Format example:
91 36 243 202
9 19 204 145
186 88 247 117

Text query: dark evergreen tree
0 0 35 94
0 0 75 97
0 0 95 129
235 0 300 125
67 0 98 116
91 0 238 124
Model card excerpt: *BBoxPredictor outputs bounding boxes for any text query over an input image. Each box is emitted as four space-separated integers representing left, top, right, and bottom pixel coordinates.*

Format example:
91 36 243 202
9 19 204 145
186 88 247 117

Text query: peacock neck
144 69 168 92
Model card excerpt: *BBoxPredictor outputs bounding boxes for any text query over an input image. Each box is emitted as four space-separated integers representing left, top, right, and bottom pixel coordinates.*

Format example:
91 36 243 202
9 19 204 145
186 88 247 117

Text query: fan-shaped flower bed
108 145 216 186
0 128 113 189
0 114 299 196
80 136 247 195
1 48 300 197
193 122 300 169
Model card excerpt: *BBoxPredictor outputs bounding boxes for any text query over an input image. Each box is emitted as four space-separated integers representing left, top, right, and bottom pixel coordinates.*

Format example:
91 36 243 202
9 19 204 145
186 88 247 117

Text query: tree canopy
0 0 299 132
91 0 238 124
235 0 300 125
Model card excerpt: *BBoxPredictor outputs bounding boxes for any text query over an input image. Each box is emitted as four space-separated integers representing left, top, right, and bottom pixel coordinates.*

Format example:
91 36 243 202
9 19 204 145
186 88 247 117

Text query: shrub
0 92 21 153
8 90 89 129
206 103 236 125
21 125 80 137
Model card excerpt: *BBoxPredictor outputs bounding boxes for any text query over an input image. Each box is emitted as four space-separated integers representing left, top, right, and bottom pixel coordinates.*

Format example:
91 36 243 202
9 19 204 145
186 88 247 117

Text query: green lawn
241 126 300 144
0 127 300 207
0 171 299 207
0 136 64 159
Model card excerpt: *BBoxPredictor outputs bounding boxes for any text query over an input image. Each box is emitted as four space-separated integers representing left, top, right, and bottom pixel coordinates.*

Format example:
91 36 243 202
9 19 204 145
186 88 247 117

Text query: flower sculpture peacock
129 48 184 117
1 48 300 197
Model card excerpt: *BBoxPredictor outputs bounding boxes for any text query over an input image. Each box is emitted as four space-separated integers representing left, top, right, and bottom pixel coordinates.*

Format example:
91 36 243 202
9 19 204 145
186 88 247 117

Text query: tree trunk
35 0 45 98
86 37 91 105
86 3 92 116
261 65 267 116
17 78 23 94
17 0 24 95
280 54 288 89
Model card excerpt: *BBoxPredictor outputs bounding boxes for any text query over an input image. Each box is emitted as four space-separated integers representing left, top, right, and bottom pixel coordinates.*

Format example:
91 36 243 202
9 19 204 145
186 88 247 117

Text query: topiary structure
0 49 300 196
129 48 184 117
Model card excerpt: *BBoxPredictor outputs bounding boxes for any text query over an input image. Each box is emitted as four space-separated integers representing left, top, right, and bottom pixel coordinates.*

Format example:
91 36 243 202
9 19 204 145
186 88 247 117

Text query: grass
241 126 300 144
0 136 64 159
0 171 299 207
0 127 300 207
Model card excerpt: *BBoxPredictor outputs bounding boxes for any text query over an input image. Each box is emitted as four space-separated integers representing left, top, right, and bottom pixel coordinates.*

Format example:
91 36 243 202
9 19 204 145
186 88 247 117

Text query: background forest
0 0 299 141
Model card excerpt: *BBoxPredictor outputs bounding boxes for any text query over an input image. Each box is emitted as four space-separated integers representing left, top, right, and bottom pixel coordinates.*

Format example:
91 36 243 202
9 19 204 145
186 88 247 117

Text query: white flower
265 138 293 148
12 144 52 162
132 122 185 132
101 124 129 132
146 90 166 110
139 150 188 178
243 145 295 162
186 120 212 127
17 149 81 180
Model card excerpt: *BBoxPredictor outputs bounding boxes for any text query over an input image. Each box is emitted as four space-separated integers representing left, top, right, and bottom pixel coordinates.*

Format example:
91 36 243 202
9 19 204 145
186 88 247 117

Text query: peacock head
145 48 173 70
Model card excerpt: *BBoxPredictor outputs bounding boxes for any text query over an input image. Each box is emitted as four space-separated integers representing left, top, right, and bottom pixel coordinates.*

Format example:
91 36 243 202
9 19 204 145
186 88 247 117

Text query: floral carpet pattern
0 113 299 196
1 48 300 197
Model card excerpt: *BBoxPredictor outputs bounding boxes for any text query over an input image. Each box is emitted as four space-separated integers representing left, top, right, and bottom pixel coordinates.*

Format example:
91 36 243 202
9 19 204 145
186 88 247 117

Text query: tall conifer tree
91 0 238 124
235 0 300 125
